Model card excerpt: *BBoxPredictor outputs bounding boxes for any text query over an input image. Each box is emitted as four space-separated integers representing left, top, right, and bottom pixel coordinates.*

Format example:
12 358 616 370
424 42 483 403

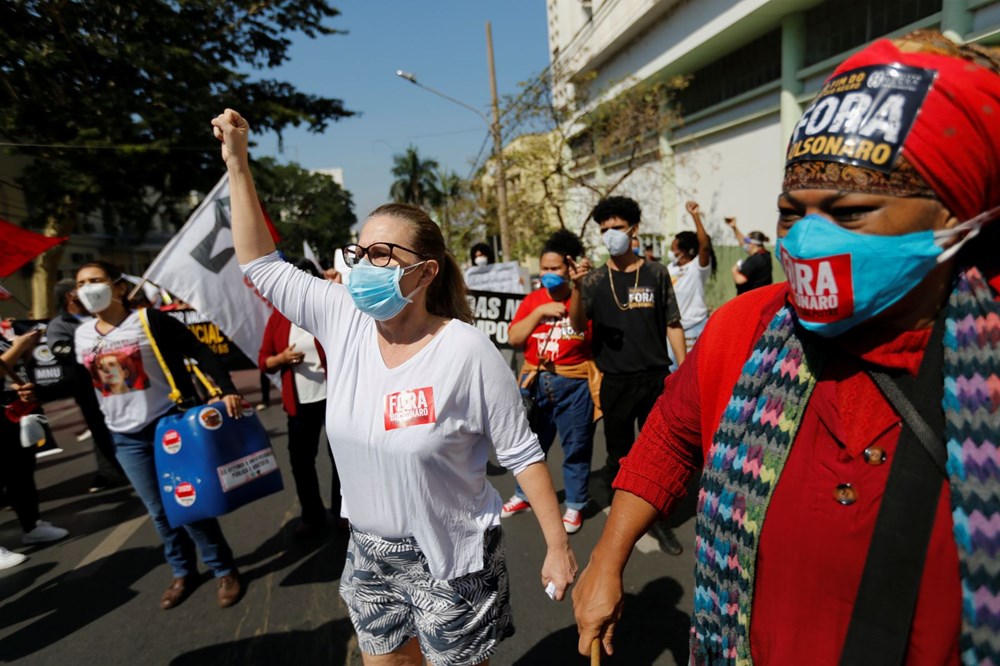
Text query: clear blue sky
252 2 550 222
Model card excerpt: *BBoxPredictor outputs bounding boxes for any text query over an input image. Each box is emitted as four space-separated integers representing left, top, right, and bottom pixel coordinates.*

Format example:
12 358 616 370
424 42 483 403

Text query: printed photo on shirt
83 343 150 396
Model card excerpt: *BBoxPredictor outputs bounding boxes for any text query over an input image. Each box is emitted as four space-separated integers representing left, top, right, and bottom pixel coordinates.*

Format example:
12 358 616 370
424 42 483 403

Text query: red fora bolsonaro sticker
384 386 436 430
780 249 855 322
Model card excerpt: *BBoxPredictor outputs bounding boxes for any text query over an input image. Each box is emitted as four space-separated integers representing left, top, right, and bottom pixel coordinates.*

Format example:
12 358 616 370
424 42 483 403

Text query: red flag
0 218 68 278
260 202 281 244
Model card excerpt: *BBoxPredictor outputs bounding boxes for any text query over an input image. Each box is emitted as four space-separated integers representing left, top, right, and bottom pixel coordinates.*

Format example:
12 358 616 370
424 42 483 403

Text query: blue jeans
515 372 595 509
112 420 236 579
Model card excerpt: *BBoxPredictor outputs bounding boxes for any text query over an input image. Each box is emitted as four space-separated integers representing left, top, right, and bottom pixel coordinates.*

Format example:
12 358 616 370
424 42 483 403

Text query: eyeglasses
343 242 424 268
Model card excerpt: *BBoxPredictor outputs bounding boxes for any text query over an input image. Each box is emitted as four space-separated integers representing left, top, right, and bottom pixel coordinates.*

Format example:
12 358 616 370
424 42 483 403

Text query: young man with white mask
567 196 686 554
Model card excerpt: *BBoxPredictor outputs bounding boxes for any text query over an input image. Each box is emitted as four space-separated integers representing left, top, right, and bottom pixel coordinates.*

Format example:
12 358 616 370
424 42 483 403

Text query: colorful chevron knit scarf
690 266 1000 665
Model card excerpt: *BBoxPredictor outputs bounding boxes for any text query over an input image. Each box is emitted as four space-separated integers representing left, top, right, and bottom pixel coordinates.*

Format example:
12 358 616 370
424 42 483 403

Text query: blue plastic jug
154 404 283 528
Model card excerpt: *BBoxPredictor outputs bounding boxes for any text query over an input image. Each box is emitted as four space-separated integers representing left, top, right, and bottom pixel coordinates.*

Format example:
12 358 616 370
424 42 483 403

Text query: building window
677 29 781 118
804 0 940 66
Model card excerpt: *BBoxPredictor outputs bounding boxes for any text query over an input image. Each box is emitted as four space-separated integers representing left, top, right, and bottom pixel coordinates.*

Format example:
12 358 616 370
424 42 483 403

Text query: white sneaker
22 520 69 545
563 508 583 534
75 429 93 442
0 547 27 570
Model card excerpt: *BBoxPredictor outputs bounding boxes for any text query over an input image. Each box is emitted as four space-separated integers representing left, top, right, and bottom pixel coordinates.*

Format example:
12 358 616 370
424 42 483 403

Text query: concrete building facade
546 0 1000 302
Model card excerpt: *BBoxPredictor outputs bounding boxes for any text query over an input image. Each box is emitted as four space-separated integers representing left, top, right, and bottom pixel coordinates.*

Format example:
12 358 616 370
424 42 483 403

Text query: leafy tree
389 145 440 208
0 0 354 316
252 157 356 266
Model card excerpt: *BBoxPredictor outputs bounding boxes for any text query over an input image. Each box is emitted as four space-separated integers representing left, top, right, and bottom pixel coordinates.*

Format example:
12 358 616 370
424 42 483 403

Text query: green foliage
0 0 354 236
389 145 440 208
252 157 356 265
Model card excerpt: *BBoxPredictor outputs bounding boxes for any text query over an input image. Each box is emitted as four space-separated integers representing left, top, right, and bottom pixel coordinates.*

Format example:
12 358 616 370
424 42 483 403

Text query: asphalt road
0 370 696 665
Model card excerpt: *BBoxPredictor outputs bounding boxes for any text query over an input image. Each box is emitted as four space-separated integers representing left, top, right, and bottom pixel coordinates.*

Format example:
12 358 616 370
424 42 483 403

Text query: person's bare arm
686 201 713 268
566 255 593 334
667 323 687 366
514 462 578 601
0 330 41 380
508 301 566 348
264 345 304 372
732 262 749 285
211 109 276 264
725 216 744 247
573 491 660 656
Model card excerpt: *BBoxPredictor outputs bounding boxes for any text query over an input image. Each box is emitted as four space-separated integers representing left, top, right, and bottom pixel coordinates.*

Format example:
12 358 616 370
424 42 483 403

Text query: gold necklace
608 263 641 311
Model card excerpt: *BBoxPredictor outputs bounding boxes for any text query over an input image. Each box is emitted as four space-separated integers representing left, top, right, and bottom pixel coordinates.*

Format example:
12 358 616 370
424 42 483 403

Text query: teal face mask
775 212 987 337
346 259 425 321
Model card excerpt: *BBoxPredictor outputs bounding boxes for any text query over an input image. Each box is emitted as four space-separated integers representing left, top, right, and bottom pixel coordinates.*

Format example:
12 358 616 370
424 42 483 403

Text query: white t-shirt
288 324 326 405
668 258 712 331
74 312 176 433
242 253 544 579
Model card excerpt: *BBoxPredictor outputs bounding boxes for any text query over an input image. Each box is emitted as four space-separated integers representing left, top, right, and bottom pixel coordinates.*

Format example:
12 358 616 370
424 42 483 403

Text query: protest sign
467 290 523 350
9 320 69 393
162 307 256 370
464 261 527 294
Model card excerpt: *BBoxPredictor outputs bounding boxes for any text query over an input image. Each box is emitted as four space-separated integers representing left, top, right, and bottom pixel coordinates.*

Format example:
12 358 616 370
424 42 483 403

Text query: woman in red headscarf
572 31 1000 665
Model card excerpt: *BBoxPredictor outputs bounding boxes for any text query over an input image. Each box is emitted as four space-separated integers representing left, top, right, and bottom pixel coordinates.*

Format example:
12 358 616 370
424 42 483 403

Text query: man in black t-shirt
725 216 773 294
568 196 686 554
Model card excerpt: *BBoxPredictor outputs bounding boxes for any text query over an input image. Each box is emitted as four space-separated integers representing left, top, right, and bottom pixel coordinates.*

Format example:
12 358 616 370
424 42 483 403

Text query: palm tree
434 168 464 247
389 145 441 207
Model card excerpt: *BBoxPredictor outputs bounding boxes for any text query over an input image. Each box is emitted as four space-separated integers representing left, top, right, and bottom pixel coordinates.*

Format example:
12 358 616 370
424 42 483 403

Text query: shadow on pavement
514 577 690 665
236 523 349 589
169 617 356 666
0 546 162 661
280 531 348 587
0 561 57 600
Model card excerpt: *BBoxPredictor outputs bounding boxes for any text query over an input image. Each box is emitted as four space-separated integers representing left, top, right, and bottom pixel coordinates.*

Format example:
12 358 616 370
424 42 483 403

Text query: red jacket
616 284 961 665
258 311 326 417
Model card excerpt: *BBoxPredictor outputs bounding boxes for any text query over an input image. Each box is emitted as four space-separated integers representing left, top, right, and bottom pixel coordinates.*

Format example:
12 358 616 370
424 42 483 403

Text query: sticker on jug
198 406 223 430
240 403 254 418
217 448 280 492
162 429 182 454
174 482 197 507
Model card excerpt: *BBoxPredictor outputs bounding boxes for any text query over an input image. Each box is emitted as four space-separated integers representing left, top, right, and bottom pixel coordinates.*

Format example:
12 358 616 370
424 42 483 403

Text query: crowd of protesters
2 27 997 666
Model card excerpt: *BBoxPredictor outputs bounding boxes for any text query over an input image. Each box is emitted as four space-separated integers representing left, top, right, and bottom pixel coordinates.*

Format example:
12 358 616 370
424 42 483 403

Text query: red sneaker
563 508 582 534
501 496 531 518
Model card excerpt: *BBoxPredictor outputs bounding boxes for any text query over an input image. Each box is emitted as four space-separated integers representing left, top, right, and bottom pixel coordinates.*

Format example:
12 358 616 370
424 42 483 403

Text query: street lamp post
395 33 514 261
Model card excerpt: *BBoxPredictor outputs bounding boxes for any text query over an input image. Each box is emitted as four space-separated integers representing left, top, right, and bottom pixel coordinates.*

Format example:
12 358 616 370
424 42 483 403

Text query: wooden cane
591 637 601 665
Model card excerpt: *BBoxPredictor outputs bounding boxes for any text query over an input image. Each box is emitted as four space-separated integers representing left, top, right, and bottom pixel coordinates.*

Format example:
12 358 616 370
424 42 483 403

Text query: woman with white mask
214 108 575 666
73 260 244 611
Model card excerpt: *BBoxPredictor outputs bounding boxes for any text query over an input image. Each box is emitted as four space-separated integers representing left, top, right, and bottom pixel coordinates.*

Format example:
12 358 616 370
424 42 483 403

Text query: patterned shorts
339 526 514 665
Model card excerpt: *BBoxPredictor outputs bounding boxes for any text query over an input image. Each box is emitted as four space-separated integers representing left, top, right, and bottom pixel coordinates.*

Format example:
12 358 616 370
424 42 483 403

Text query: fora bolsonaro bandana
786 64 934 174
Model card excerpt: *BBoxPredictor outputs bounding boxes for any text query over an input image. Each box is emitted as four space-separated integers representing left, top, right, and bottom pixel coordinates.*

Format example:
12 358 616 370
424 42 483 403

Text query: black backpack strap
839 316 947 666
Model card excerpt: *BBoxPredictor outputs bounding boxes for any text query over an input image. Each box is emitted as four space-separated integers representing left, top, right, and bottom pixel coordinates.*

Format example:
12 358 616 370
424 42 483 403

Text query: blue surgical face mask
346 259 426 321
540 273 566 290
776 213 984 337
602 228 632 257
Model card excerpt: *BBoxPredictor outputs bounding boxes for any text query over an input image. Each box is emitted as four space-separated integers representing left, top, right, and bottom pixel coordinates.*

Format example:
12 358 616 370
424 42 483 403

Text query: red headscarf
824 34 1000 221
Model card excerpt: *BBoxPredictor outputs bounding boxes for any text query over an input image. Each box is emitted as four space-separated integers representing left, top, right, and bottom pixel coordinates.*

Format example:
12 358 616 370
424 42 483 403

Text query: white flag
143 175 272 364
302 240 324 275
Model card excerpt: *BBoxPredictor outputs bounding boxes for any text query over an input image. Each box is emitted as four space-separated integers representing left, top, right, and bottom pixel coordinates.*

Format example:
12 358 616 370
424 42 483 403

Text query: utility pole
486 21 513 262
